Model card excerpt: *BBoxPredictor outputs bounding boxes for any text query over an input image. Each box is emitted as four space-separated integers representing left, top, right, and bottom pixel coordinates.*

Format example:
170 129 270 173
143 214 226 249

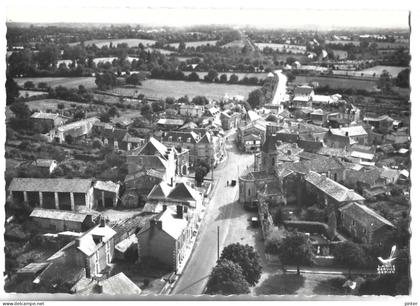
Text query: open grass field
69 38 156 48
15 77 97 89
291 75 378 91
168 40 218 49
108 79 259 100
25 99 91 112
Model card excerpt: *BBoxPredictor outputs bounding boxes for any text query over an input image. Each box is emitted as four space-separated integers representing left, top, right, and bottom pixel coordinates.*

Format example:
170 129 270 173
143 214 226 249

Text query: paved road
171 134 255 295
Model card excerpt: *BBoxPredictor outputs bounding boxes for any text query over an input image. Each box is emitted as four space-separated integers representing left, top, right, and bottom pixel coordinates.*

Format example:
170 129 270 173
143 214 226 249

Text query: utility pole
217 226 220 260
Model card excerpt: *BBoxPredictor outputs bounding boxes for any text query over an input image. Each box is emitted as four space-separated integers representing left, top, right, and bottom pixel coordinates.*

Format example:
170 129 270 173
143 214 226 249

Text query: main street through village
172 133 256 295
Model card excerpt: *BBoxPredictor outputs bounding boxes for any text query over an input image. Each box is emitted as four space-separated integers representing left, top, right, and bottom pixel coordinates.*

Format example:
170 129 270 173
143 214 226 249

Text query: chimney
100 218 106 227
345 131 349 137
162 204 167 212
151 219 162 230
75 238 81 247
176 205 183 219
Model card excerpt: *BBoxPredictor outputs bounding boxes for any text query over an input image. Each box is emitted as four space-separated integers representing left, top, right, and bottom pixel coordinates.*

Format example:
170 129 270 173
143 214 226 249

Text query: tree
95 71 117 90
178 41 186 52
247 89 264 109
204 69 218 82
65 134 74 144
126 73 142 85
396 68 410 88
272 207 284 226
151 100 165 113
10 102 31 119
23 81 35 89
378 70 393 93
229 74 239 84
187 72 200 82
140 104 153 119
278 231 313 275
206 259 250 295
219 243 262 286
220 74 228 83
37 82 49 89
333 241 367 276
194 165 207 187
6 76 20 105
108 106 120 118
191 96 209 106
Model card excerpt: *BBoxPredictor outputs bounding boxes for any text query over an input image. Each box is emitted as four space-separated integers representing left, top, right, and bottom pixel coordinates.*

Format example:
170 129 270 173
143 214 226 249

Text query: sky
5 2 410 30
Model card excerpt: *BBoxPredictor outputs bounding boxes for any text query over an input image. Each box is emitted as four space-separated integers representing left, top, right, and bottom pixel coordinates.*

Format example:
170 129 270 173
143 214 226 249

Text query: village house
161 130 217 167
74 220 116 278
312 95 333 106
33 220 116 292
93 181 120 209
291 85 314 109
339 202 395 244
220 110 242 130
31 112 69 133
237 121 266 153
8 178 95 211
121 134 146 152
324 126 369 149
137 207 190 272
156 118 185 130
310 109 329 126
304 171 365 209
363 115 395 133
179 104 205 117
71 272 141 295
30 208 96 232
46 117 100 144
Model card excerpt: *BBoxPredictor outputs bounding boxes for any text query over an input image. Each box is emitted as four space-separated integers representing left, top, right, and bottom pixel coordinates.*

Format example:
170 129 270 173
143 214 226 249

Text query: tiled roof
305 171 365 203
8 178 93 193
17 262 50 275
56 117 99 133
77 224 116 256
168 182 201 203
294 85 314 96
94 181 120 193
31 112 61 120
136 137 168 157
73 272 141 295
179 122 198 130
148 182 173 199
285 156 345 175
339 202 395 231
30 208 91 222
344 168 382 187
157 118 185 126
162 131 200 144
139 207 188 240
330 126 368 137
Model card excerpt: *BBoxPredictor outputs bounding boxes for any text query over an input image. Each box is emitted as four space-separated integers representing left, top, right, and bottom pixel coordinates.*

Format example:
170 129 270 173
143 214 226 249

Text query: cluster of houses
238 82 409 246
6 94 246 294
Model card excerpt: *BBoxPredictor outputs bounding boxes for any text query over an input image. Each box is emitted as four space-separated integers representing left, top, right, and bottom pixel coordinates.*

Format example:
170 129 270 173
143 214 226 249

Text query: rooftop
30 208 92 223
72 272 141 295
330 126 368 137
305 171 365 203
339 202 395 231
157 118 185 126
8 178 93 193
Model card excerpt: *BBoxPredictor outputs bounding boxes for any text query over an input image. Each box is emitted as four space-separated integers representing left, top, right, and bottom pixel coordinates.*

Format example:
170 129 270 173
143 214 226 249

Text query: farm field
332 65 408 78
182 71 268 80
24 99 91 112
168 40 218 49
19 90 47 98
359 65 408 78
255 43 306 54
145 48 174 55
107 79 259 100
15 77 97 89
292 75 378 91
68 38 156 48
221 40 248 49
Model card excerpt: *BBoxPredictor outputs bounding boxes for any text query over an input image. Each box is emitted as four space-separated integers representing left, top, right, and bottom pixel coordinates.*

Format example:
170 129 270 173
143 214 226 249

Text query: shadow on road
254 273 305 295
215 200 248 221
